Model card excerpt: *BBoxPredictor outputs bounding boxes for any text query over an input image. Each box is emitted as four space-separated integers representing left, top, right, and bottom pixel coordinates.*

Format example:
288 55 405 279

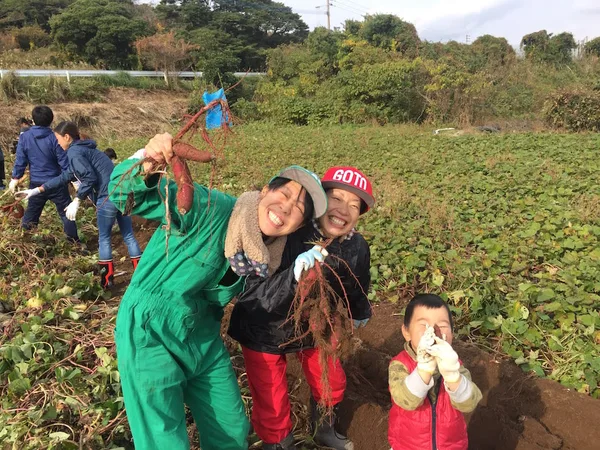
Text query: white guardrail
0 70 265 80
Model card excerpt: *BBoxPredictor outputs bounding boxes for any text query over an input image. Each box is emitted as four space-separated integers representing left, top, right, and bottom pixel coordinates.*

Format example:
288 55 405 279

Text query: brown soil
220 301 600 450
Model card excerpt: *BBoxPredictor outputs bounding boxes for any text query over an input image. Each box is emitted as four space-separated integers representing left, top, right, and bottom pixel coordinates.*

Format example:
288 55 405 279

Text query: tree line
1 1 599 128
1 1 599 73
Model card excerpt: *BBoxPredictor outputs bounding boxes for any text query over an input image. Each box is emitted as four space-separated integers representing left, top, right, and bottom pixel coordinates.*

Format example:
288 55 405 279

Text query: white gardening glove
65 198 81 221
128 148 147 160
416 327 437 375
293 245 329 282
428 336 461 383
8 179 19 193
16 188 41 199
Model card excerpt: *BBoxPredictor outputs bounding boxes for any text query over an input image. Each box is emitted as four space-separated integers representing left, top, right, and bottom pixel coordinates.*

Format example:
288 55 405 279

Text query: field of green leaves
1 123 599 448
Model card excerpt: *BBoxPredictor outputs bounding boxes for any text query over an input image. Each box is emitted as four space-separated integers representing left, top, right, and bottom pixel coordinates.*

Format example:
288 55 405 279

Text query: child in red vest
388 294 482 450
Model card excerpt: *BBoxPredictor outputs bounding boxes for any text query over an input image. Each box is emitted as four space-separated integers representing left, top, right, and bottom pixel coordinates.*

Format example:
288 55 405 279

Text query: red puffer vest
388 351 468 450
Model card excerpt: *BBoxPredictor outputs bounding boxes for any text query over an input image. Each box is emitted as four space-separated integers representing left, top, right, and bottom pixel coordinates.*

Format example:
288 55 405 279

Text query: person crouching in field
107 133 328 450
228 166 375 450
16 121 142 288
389 294 482 450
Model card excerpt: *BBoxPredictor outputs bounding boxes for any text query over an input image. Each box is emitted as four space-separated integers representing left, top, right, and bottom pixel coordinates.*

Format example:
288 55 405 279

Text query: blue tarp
203 88 231 130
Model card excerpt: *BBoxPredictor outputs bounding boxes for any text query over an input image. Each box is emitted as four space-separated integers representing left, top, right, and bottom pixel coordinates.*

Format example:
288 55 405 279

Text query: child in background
388 294 482 450
104 147 117 163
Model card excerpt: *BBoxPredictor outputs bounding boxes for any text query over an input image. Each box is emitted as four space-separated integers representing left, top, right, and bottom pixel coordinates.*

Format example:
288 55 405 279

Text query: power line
335 0 370 13
332 0 368 14
331 1 367 17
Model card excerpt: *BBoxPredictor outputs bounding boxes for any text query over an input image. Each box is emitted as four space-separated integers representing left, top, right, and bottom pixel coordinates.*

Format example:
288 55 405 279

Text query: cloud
419 0 523 42
579 8 600 15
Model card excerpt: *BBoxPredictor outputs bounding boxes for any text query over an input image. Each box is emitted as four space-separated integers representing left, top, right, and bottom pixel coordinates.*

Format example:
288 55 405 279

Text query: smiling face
54 132 72 151
318 188 362 238
401 305 453 348
257 180 308 237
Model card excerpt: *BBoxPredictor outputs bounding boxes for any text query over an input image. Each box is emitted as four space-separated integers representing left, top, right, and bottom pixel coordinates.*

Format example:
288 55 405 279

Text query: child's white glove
293 245 328 281
16 188 41 199
8 179 19 193
65 198 81 221
416 329 437 374
428 337 461 383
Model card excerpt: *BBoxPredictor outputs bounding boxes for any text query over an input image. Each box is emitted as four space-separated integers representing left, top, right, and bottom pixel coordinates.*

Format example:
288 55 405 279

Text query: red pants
242 346 346 444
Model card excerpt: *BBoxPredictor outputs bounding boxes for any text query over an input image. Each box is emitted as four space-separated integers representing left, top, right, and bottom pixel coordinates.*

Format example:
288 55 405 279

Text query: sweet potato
1 202 24 219
173 142 214 163
171 156 194 214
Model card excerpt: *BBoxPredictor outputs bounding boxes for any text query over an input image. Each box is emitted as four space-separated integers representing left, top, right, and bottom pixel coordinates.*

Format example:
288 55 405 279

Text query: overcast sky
141 0 600 47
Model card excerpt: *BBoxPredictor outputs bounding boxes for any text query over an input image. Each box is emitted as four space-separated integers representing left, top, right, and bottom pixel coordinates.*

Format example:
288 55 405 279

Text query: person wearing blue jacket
9 106 79 242
18 121 141 288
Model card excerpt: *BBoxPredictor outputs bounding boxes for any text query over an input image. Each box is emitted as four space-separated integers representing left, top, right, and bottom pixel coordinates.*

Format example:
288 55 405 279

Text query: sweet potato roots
280 255 354 411
1 200 24 219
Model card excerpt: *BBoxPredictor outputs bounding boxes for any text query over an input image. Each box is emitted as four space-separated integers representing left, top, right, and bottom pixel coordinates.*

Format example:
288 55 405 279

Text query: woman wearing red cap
228 166 375 450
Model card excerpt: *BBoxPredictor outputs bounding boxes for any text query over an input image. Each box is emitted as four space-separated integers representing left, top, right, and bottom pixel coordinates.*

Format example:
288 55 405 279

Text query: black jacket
227 225 372 354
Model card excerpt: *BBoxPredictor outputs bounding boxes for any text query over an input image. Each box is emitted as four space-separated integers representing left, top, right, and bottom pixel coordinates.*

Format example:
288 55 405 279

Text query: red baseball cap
321 166 375 214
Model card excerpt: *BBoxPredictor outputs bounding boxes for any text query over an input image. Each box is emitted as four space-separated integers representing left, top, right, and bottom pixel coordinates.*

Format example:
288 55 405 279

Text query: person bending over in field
388 294 482 450
228 166 375 450
108 132 328 450
16 121 142 289
9 106 79 243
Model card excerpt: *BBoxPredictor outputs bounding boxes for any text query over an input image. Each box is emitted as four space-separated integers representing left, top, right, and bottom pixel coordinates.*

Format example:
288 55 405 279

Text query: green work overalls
109 159 249 450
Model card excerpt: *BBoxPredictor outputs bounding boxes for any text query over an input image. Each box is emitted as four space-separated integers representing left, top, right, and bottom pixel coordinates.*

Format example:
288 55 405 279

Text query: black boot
310 396 354 450
262 431 295 450
98 261 114 289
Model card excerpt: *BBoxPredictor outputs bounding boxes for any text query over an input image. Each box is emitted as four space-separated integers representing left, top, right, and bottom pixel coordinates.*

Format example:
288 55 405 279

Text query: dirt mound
222 302 600 450
0 88 189 150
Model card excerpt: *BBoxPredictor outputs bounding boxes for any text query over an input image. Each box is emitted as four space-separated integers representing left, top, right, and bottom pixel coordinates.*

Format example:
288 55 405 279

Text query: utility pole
327 1 331 30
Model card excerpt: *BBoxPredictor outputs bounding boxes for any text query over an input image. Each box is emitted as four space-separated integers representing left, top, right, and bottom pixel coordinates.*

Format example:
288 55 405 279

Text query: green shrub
12 25 52 50
24 76 70 103
231 98 260 121
69 78 108 102
544 90 600 131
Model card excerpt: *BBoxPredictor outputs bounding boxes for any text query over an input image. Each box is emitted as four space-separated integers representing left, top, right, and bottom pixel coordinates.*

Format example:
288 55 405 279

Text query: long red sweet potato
173 142 214 163
171 156 194 214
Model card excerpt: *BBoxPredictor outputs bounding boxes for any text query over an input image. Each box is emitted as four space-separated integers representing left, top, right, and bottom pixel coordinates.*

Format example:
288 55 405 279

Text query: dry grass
573 193 600 223
0 88 189 152
485 152 517 169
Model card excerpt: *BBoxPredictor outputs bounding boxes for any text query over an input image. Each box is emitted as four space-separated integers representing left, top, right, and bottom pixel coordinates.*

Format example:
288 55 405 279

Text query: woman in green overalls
109 133 328 450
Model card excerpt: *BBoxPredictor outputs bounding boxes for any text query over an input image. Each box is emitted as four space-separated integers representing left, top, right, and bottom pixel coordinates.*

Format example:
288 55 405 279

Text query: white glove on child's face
416 327 437 374
293 245 329 281
428 336 461 383
65 198 81 221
